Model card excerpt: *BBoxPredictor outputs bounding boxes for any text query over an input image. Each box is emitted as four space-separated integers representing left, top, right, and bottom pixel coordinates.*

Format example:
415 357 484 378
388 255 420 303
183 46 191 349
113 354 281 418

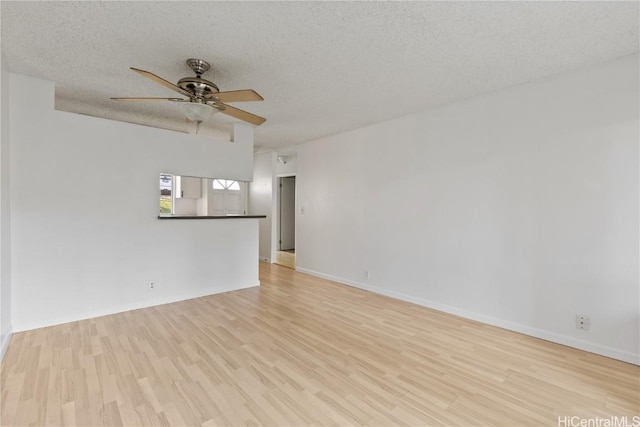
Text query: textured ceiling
1 1 638 151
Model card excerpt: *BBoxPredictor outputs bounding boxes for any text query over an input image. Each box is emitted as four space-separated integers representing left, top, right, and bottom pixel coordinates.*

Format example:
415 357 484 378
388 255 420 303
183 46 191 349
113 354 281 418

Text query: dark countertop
158 215 266 220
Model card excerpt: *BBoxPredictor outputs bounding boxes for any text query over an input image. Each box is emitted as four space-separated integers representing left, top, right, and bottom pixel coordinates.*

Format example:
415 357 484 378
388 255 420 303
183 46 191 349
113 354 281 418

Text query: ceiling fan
111 58 266 132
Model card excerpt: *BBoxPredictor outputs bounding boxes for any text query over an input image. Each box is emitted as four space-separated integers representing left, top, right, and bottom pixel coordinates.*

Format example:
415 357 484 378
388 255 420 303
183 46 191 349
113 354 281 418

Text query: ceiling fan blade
205 89 264 103
111 97 186 101
219 103 266 126
130 67 194 98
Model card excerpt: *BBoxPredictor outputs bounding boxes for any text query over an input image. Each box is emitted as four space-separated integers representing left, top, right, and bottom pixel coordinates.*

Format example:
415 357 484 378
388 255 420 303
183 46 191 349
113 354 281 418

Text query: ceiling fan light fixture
181 102 216 122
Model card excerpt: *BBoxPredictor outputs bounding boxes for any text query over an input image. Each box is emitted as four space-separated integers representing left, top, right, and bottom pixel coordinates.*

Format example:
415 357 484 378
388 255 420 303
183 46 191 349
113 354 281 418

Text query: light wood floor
274 250 296 269
1 263 638 426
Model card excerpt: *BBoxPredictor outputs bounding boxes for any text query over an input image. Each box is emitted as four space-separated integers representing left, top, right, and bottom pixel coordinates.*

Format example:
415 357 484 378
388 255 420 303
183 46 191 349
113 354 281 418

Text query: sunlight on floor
275 250 295 269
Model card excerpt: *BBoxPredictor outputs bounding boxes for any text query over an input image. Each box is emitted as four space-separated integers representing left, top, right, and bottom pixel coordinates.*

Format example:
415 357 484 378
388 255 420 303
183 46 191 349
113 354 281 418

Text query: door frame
275 173 296 252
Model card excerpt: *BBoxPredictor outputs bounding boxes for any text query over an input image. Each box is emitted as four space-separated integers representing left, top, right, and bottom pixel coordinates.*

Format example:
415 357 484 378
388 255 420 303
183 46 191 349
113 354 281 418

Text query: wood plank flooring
1 262 638 426
274 251 296 269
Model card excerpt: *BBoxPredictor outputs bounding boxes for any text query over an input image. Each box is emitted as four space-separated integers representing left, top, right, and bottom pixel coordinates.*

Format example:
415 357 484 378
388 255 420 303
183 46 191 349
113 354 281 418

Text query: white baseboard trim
0 330 12 361
296 267 639 365
259 257 271 263
14 282 260 334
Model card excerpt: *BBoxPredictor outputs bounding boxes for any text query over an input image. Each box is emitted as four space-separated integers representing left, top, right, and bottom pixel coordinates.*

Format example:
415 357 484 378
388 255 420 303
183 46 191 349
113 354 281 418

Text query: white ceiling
2 1 638 151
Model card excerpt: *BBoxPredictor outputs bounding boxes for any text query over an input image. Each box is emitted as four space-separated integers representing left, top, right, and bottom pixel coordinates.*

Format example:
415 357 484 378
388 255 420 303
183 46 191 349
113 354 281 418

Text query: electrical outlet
575 315 589 330
148 281 155 291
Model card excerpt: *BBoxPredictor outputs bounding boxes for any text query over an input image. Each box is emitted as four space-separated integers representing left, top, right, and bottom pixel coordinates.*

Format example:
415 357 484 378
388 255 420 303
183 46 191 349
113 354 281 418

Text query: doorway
276 175 296 269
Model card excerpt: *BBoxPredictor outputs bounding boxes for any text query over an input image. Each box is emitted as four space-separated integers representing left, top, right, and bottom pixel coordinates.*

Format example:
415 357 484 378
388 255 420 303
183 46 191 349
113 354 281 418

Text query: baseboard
259 257 271 263
0 329 12 361
296 267 639 365
14 282 260 333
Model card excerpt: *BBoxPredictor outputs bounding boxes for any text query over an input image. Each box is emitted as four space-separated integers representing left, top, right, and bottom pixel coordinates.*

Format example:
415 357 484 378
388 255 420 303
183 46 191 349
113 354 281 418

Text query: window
213 179 240 191
159 174 173 214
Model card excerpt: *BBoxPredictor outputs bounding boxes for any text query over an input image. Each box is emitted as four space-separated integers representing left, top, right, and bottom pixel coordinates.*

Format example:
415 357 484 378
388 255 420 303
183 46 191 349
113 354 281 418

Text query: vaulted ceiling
2 1 638 151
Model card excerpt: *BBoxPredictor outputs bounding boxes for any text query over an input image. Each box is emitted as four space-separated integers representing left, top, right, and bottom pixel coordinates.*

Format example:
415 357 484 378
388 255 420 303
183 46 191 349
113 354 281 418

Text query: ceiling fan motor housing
178 76 220 99
178 59 220 99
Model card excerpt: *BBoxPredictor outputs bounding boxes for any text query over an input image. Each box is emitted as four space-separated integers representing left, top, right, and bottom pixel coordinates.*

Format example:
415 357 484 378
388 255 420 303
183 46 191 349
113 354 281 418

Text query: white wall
276 154 297 176
10 73 260 332
249 152 277 262
296 54 639 364
0 54 12 358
